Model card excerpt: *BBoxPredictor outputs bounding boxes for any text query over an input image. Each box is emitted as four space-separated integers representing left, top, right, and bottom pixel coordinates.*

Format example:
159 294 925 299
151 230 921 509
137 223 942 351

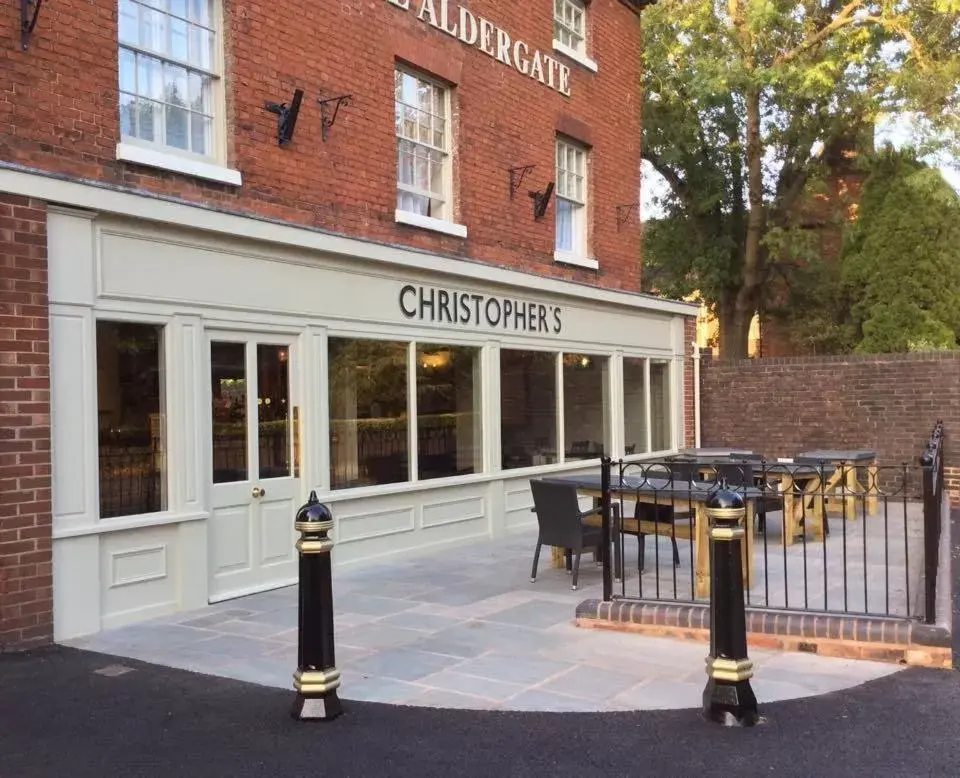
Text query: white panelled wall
46 206 695 641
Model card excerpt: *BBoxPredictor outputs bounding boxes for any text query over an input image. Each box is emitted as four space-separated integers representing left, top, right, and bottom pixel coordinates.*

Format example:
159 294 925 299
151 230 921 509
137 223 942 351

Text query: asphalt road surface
2 646 958 777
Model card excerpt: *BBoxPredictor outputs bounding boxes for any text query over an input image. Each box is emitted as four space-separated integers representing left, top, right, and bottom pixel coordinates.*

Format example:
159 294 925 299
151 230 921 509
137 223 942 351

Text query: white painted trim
0 165 697 316
552 40 598 73
116 143 242 187
394 209 468 238
554 249 599 270
52 511 209 539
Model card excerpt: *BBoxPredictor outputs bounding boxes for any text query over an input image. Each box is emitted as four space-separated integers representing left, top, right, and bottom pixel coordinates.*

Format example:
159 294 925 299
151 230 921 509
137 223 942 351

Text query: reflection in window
96 321 166 518
562 353 608 460
417 345 482 480
651 359 672 451
500 350 557 470
623 357 648 455
257 344 290 479
329 338 408 489
210 341 247 483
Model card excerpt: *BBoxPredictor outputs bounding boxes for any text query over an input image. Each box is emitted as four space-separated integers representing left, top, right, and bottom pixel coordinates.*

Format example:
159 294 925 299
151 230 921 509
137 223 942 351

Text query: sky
641 116 960 222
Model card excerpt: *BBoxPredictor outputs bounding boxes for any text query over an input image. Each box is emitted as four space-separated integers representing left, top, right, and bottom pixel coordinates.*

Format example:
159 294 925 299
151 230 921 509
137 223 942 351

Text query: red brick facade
0 195 53 652
0 1 692 648
683 316 696 447
699 352 959 501
0 0 644 289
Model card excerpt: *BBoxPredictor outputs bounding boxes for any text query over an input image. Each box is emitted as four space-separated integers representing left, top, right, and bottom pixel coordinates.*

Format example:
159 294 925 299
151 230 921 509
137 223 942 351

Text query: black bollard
292 490 343 721
702 488 760 727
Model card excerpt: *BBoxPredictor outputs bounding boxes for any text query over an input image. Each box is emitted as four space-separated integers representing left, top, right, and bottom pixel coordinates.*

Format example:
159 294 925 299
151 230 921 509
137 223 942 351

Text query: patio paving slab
64 531 903 712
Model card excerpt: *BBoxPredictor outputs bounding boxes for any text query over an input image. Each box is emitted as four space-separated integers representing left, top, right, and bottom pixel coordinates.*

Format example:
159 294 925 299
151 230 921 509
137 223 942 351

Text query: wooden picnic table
794 449 878 517
541 474 765 598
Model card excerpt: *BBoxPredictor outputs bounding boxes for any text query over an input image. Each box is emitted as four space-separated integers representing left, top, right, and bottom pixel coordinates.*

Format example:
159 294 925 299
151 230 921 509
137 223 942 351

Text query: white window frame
553 0 598 73
393 67 466 238
115 0 240 186
620 354 677 458
555 137 596 269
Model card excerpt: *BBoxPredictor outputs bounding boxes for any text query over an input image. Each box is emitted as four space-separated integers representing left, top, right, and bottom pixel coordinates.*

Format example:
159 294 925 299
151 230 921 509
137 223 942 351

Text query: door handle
252 486 266 498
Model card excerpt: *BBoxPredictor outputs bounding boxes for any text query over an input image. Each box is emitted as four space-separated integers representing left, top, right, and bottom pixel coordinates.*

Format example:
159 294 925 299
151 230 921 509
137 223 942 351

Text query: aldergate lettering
385 0 572 97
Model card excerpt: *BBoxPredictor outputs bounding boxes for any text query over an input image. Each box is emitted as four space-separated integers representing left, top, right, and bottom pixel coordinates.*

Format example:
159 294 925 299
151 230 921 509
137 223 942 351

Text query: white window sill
554 249 599 270
395 209 468 238
116 142 242 186
552 40 598 73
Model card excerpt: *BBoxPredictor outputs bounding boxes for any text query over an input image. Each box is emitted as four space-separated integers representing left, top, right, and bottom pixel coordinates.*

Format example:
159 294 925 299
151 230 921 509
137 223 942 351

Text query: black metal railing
921 419 945 624
99 447 164 518
598 452 931 619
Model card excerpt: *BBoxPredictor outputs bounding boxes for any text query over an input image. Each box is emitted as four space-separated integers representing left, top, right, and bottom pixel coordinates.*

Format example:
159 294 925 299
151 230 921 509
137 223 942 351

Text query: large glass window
329 338 408 490
650 359 673 451
416 344 482 480
622 357 648 455
500 350 557 470
553 0 586 55
118 0 219 159
96 321 166 518
562 353 608 460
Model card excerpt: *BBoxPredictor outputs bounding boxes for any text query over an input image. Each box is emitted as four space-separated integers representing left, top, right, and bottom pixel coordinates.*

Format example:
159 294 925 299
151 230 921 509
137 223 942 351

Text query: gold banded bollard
292 490 343 722
702 489 760 727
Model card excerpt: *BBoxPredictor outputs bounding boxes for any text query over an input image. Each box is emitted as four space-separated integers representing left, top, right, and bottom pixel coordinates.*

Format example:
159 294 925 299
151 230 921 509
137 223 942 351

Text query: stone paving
65 530 902 712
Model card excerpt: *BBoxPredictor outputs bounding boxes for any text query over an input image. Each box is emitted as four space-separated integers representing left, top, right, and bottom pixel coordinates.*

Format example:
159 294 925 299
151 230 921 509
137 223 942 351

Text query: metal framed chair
529 479 612 590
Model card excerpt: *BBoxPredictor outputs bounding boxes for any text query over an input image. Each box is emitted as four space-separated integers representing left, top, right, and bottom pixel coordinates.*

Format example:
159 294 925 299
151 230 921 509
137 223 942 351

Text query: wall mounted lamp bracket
264 88 304 147
508 165 536 199
530 181 555 221
615 202 640 231
20 0 43 50
318 94 352 141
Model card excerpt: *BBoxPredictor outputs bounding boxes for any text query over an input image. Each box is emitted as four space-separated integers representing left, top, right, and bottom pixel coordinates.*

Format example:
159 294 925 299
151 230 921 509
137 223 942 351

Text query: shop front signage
400 284 563 334
386 0 572 97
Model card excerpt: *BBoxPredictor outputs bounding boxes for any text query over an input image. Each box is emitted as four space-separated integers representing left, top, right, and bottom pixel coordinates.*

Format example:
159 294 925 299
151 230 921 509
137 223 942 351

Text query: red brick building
1 0 696 648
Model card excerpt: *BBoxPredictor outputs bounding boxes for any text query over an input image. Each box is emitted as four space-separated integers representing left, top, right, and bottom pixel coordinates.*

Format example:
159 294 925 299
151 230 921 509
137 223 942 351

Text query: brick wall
700 352 960 499
0 0 644 290
0 195 52 651
683 316 696 447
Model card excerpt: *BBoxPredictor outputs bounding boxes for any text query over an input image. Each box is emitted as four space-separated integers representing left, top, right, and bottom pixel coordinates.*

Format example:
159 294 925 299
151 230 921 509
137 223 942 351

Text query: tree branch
642 149 694 209
775 1 863 64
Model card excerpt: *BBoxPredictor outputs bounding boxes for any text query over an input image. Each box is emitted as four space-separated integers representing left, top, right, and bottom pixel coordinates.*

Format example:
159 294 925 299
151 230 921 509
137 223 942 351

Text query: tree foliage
640 0 960 358
841 154 960 352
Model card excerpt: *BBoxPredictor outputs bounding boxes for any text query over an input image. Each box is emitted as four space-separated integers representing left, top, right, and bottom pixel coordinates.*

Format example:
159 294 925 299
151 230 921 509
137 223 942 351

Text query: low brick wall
700 351 960 499
576 599 952 668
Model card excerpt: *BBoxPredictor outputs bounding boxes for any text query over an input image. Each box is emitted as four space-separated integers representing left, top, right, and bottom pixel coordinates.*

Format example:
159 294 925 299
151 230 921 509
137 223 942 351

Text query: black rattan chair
529 480 609 590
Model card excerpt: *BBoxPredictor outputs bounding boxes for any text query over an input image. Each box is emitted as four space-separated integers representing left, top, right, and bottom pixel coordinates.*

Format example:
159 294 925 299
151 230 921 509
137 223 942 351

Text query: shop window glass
650 359 673 451
96 321 166 518
416 344 482 480
329 338 409 489
562 353 608 460
622 357 649 455
500 349 557 470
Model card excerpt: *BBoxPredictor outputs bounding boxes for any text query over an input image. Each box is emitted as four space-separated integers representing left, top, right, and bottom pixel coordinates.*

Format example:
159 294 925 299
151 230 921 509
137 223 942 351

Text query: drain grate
94 664 135 677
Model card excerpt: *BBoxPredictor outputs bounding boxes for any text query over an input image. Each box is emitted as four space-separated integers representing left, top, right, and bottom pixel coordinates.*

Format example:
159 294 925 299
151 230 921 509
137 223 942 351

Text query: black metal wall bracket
318 94 352 141
264 88 304 147
615 202 640 231
20 0 43 51
508 165 536 199
530 182 555 220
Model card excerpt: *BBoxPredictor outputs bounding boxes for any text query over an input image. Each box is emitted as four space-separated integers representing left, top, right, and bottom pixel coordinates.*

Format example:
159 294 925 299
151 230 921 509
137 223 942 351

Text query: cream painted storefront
42 195 695 642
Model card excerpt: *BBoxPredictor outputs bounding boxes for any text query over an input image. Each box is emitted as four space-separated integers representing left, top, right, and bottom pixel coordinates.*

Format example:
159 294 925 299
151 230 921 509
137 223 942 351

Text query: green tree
641 0 960 358
842 160 960 352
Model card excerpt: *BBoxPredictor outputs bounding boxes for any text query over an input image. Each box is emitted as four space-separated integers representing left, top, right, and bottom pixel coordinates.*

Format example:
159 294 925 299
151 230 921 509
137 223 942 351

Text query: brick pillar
0 195 53 651
683 315 697 447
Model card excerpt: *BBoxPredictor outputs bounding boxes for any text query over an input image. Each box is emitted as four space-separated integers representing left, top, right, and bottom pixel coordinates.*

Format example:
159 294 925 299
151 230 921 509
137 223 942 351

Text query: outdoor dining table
541 473 765 598
794 449 879 517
